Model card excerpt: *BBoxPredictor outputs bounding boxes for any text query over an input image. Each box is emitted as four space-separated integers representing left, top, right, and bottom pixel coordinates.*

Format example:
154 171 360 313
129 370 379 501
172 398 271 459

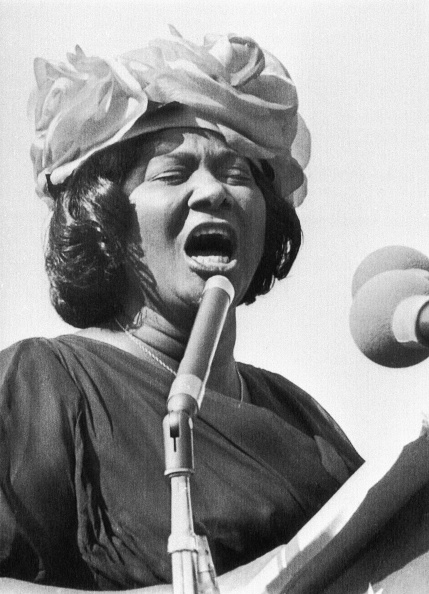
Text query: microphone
349 246 429 367
163 277 234 594
167 275 235 417
163 275 234 475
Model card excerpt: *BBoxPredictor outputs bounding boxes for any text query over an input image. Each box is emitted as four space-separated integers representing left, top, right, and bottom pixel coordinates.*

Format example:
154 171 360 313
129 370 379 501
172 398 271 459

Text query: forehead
137 128 243 162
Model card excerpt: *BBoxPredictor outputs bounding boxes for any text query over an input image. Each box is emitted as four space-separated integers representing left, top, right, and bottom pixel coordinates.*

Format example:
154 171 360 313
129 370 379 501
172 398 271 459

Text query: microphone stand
162 276 234 594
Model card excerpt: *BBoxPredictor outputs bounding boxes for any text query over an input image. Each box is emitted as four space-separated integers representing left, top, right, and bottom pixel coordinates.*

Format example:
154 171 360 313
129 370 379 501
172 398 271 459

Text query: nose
187 171 230 211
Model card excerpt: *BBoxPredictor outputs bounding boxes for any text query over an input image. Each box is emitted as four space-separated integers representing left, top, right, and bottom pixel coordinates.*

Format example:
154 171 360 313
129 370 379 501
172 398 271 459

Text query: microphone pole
163 275 235 594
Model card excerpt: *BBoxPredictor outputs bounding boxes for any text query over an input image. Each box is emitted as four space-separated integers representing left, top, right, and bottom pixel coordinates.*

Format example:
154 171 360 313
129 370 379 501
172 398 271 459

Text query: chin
182 273 212 305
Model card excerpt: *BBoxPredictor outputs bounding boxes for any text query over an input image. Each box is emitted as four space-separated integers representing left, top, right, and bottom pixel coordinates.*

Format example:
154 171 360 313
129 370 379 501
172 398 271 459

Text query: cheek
249 193 267 258
130 194 170 252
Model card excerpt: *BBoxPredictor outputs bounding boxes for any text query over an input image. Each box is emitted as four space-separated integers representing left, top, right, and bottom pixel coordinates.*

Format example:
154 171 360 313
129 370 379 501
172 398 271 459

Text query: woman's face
124 128 266 325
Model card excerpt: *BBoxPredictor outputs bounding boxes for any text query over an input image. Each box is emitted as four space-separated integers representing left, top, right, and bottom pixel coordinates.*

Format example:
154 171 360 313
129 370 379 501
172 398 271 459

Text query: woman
0 30 363 591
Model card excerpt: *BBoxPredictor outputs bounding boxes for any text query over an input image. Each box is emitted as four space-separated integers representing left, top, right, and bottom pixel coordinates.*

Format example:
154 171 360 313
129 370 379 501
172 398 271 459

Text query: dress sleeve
277 375 365 476
0 339 94 587
243 365 364 480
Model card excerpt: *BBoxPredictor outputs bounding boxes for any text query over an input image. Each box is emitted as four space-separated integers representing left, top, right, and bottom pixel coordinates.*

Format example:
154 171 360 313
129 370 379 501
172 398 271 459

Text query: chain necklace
114 317 244 404
115 317 177 376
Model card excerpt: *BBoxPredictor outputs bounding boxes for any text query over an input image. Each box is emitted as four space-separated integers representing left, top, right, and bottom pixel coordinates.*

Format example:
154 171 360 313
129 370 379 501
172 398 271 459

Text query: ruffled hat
30 27 310 208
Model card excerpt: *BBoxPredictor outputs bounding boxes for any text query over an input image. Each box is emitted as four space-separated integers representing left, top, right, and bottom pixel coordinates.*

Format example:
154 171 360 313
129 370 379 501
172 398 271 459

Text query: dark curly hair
45 133 302 328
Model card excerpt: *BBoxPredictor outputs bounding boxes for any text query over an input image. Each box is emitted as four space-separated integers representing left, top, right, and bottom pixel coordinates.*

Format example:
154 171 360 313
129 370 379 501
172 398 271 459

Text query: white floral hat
30 27 311 208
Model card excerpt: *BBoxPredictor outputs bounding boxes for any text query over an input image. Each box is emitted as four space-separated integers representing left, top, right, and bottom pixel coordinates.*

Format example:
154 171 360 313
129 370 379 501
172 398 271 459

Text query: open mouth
185 226 236 268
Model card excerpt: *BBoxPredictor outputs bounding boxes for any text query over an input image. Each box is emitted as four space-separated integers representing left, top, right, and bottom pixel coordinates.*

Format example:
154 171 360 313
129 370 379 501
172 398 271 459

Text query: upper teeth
193 228 230 239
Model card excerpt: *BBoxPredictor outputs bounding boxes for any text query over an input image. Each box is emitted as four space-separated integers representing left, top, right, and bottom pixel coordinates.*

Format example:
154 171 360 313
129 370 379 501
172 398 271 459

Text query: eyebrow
151 148 249 166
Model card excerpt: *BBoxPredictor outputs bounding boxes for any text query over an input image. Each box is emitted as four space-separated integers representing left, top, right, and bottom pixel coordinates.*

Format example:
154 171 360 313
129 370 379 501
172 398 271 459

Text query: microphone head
203 275 235 302
350 268 429 367
351 245 429 297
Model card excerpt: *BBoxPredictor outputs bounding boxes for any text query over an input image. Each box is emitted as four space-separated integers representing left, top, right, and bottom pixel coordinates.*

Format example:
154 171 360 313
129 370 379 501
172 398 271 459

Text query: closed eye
221 167 254 185
150 168 190 185
223 168 253 184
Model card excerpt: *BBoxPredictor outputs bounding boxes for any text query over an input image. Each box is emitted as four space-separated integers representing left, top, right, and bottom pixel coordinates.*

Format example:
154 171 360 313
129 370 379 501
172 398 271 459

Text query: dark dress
0 335 363 589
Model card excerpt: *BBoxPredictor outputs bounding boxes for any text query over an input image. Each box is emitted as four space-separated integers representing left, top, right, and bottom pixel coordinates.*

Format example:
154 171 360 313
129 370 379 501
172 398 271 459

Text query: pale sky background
0 0 428 461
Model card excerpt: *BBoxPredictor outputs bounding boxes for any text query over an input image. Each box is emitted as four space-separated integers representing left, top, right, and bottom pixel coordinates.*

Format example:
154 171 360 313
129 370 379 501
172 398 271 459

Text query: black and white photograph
0 1 428 592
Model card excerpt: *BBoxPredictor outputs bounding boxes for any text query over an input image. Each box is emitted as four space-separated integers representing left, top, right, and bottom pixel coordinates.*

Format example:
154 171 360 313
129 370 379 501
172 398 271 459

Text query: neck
125 305 239 396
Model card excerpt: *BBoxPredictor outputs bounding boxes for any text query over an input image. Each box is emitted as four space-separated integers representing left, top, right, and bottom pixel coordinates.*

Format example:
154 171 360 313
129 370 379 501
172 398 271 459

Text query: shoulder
0 336 76 383
0 336 84 417
0 334 109 374
238 362 320 409
239 362 340 429
0 336 64 366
